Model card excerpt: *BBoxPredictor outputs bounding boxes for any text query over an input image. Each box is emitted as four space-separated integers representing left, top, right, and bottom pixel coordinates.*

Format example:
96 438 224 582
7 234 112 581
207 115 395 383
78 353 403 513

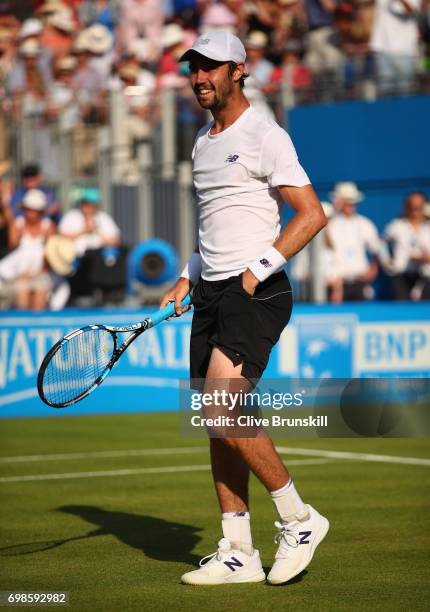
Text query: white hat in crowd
161 23 185 49
22 189 47 211
245 31 268 49
179 30 246 64
19 38 41 58
48 8 74 33
19 18 43 39
37 0 66 15
330 181 364 203
127 38 152 62
84 24 113 55
44 235 76 276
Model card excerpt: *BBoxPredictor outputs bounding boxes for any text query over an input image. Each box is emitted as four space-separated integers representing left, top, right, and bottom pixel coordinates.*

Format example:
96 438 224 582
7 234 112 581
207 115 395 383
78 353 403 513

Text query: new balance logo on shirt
225 154 239 163
223 556 244 572
259 258 272 268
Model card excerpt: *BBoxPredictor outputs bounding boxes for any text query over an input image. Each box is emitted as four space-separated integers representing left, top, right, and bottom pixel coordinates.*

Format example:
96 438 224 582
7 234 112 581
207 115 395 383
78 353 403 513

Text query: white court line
2 445 430 467
0 377 179 407
0 459 331 483
277 447 430 467
0 388 39 406
0 447 208 464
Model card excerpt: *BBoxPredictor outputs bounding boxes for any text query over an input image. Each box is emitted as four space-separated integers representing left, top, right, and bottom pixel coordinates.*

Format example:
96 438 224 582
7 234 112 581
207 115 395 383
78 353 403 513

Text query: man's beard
195 78 234 111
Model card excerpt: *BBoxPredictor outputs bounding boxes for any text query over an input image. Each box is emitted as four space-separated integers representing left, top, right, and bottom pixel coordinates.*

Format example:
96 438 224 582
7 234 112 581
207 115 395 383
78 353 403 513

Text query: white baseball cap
179 30 246 64
22 189 48 211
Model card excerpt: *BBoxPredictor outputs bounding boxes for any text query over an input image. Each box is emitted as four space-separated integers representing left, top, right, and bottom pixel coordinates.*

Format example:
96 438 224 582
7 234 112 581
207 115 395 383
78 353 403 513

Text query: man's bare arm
273 184 327 260
242 184 327 294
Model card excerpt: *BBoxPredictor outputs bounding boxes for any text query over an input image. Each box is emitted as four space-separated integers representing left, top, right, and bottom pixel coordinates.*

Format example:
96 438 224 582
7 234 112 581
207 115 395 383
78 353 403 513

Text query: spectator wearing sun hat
242 30 277 120
0 188 55 310
244 31 275 90
326 181 381 301
84 23 116 85
10 162 60 221
41 6 75 60
17 17 54 87
158 23 190 89
58 187 120 257
6 37 49 99
47 55 80 129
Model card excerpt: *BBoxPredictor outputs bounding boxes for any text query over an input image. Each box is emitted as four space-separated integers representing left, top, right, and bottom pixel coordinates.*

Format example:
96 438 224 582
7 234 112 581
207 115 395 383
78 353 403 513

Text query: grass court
1 412 429 611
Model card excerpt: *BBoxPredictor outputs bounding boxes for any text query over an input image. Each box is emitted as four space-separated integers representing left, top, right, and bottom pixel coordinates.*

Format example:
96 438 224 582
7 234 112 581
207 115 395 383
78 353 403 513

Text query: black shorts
190 271 293 386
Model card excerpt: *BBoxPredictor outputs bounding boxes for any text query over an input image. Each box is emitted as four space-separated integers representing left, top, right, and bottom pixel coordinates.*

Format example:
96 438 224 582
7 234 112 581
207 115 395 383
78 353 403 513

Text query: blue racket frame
37 294 192 408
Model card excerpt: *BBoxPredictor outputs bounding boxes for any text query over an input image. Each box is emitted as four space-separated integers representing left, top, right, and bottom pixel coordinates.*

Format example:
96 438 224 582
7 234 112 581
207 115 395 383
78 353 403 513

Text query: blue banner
1 303 429 418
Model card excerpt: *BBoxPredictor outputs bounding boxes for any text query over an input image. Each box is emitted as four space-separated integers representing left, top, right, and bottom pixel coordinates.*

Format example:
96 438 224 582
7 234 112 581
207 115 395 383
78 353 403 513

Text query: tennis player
160 31 329 586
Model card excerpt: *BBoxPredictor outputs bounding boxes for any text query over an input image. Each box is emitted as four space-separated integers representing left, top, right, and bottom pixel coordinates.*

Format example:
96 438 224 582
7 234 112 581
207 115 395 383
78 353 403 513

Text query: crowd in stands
0 2 429 310
1 161 429 310
0 1 429 152
290 182 430 302
0 163 123 310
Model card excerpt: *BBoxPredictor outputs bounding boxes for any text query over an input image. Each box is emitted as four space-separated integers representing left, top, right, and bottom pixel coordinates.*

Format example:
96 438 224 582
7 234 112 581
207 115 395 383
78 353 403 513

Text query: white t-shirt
327 213 381 280
383 218 430 277
59 208 120 257
0 217 53 279
370 0 420 56
192 106 310 281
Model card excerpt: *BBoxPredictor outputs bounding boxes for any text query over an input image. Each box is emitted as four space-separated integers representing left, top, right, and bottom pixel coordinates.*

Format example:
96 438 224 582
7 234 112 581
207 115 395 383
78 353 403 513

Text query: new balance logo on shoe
223 557 244 572
259 258 272 268
225 154 239 163
298 531 312 544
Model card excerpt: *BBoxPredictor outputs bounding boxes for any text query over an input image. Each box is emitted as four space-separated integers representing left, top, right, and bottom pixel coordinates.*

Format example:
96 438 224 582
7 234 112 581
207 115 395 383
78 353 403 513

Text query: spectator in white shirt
0 189 55 310
58 187 120 257
327 181 381 301
370 0 421 94
291 202 341 301
382 192 430 300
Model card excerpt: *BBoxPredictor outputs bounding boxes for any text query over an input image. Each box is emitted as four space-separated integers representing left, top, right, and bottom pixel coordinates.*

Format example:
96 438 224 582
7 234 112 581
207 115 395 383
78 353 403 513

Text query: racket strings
41 329 115 406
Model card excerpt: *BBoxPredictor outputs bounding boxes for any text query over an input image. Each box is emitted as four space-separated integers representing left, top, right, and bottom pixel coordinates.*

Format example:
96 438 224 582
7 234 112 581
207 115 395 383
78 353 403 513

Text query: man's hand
160 277 193 317
242 269 259 296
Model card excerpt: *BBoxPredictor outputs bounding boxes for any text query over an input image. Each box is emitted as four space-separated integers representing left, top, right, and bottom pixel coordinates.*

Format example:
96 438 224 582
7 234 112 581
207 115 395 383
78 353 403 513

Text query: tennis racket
37 295 192 408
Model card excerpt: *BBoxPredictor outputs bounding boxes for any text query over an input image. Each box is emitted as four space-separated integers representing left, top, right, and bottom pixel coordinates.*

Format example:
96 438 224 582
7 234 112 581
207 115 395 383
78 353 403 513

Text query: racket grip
150 293 192 327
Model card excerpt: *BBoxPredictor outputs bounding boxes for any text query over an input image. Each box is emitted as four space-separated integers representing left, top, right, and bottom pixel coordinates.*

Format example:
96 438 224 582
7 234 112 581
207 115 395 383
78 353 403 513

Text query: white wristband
180 251 202 285
248 246 286 282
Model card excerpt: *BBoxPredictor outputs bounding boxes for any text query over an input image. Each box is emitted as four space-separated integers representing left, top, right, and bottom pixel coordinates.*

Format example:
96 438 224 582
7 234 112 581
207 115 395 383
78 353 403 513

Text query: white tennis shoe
181 538 266 585
267 504 329 585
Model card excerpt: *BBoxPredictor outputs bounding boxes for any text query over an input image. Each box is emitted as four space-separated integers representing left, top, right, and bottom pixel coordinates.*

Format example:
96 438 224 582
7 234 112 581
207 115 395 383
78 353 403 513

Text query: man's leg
205 348 307 515
206 348 290 501
184 348 329 586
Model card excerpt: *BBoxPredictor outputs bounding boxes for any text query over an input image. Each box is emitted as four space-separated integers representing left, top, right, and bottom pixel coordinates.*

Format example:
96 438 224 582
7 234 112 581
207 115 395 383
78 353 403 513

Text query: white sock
270 478 309 523
221 511 253 555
